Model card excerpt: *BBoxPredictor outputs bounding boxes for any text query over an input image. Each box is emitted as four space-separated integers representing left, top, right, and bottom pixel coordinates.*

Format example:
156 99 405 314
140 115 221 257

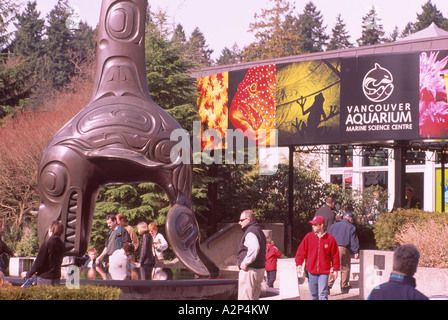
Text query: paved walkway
260 258 360 300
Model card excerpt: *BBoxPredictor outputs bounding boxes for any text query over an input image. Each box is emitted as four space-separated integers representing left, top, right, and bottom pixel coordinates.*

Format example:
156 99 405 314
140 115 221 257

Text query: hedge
373 209 448 251
0 285 121 300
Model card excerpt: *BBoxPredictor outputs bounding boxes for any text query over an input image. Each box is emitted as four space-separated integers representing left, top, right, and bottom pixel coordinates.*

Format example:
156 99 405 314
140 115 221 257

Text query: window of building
363 171 388 189
362 147 388 167
405 149 425 165
329 145 353 168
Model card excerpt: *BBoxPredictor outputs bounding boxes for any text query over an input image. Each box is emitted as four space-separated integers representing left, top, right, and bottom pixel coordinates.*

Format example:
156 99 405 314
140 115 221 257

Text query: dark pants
139 264 154 280
37 277 60 286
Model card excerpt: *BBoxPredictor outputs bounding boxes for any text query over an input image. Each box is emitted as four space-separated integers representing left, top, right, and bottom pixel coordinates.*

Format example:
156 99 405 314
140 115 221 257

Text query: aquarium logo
362 63 395 103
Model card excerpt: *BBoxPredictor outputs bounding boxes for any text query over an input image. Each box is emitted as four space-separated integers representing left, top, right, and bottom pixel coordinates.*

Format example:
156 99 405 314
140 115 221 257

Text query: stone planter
359 249 448 299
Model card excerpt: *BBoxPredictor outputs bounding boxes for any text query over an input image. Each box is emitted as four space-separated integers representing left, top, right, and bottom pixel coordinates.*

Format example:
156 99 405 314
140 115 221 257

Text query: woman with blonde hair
136 222 155 279
148 222 168 261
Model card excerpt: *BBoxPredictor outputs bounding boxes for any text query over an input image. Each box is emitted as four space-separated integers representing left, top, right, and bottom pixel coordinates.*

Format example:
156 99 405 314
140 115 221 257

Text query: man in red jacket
295 216 340 300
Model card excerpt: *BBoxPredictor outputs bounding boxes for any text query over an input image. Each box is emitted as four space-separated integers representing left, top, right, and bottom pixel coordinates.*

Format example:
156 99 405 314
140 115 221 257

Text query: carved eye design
41 162 68 197
106 2 141 42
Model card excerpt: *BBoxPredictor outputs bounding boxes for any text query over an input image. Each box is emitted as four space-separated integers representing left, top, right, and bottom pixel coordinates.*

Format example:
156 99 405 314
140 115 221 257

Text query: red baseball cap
308 216 325 225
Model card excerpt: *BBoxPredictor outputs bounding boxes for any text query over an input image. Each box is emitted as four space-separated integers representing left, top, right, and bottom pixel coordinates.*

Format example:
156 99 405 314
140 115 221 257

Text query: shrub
374 209 448 251
0 285 121 300
396 220 448 268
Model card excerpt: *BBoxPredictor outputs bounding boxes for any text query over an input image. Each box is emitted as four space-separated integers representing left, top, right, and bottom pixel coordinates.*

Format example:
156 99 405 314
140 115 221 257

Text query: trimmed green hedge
373 209 448 250
0 285 121 300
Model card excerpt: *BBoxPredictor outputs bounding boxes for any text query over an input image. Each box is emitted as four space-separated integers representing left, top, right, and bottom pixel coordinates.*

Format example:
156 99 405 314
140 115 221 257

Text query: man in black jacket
237 210 266 300
315 196 336 232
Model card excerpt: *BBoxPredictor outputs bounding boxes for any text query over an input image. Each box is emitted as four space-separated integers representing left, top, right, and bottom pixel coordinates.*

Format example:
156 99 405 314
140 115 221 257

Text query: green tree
295 1 329 53
401 22 416 38
0 56 36 113
12 1 45 58
69 21 96 77
414 0 448 31
43 0 75 90
357 6 385 46
145 11 196 110
0 0 19 50
243 0 302 61
0 1 47 115
187 27 213 67
216 43 242 66
327 14 353 50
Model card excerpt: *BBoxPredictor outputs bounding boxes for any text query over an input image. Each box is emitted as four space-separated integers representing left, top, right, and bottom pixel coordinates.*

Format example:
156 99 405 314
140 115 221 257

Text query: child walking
265 237 282 288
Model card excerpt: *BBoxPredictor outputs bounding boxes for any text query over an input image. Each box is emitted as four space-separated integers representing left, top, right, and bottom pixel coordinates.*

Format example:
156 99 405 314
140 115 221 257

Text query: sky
32 0 448 59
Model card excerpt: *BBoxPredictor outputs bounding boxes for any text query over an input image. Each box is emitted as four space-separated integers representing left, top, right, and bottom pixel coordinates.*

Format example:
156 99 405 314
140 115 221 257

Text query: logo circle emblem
362 63 394 102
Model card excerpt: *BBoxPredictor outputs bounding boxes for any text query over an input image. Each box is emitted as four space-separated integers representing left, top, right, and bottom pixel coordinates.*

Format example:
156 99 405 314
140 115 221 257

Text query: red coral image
229 64 276 146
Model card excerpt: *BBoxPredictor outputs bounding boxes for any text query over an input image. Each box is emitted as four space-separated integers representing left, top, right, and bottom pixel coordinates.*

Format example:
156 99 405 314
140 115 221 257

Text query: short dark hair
393 244 420 276
50 221 64 237
123 242 134 255
106 214 116 222
325 196 335 206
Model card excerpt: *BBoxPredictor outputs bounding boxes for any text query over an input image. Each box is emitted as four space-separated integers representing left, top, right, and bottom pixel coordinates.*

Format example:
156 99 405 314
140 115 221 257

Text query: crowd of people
0 194 428 300
8 214 169 285
236 194 427 301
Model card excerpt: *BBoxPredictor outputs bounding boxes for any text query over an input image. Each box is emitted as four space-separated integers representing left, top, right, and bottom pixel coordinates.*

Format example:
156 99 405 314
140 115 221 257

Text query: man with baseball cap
328 212 359 294
295 216 340 300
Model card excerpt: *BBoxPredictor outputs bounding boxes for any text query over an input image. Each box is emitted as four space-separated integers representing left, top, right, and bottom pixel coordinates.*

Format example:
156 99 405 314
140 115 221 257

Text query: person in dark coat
137 222 155 280
368 244 428 300
22 221 65 286
237 209 266 300
328 212 359 294
315 196 336 232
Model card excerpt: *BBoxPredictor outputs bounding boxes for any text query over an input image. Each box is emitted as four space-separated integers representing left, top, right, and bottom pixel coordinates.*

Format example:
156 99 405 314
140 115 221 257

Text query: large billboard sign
197 50 448 149
340 53 420 143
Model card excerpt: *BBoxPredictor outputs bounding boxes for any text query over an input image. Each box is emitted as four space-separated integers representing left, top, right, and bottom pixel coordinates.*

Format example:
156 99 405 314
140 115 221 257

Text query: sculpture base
6 268 238 300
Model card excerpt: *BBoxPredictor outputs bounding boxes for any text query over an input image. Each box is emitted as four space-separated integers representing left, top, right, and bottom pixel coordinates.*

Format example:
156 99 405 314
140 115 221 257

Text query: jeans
308 273 329 300
266 270 276 287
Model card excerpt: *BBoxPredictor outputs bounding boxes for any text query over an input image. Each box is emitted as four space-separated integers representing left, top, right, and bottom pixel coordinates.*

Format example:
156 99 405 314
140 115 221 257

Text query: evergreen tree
0 0 19 51
386 26 400 43
216 43 242 65
145 12 196 112
172 23 187 45
43 0 75 90
0 57 36 114
0 1 41 117
12 1 45 58
401 22 416 38
357 6 385 46
327 14 353 50
414 0 448 31
243 0 302 61
295 1 329 53
69 21 96 76
187 27 213 67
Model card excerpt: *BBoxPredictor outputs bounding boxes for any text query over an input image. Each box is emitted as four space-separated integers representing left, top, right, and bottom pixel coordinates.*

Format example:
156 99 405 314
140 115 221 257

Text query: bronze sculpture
37 0 219 277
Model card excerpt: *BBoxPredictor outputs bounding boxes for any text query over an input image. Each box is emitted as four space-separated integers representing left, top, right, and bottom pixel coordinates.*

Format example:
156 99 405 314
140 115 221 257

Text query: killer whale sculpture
37 0 219 277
